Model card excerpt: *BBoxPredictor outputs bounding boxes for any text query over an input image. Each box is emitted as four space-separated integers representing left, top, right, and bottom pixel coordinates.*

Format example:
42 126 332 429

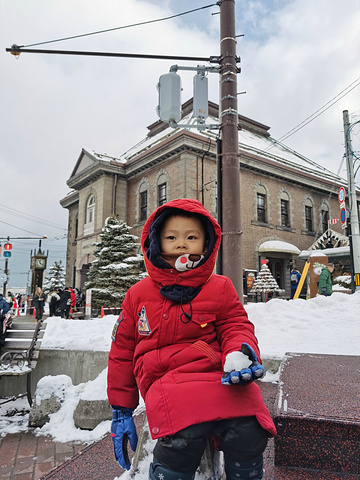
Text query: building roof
64 98 351 196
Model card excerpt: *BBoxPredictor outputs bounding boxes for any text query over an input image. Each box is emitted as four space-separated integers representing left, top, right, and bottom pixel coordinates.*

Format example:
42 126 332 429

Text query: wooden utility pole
219 0 243 300
343 110 360 291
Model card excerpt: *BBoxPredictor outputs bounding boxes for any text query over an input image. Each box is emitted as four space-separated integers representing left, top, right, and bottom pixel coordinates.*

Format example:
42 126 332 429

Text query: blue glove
221 343 265 385
111 407 138 470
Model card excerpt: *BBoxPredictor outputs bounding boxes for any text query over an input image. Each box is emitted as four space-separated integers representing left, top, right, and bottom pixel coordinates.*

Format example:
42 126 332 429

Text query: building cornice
59 190 79 209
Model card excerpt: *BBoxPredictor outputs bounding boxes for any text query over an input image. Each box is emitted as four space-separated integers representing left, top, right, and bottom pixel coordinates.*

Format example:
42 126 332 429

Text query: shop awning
298 246 350 260
258 240 300 255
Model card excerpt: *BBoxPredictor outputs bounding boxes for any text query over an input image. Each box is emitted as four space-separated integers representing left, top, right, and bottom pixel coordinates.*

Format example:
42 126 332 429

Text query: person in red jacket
108 199 276 480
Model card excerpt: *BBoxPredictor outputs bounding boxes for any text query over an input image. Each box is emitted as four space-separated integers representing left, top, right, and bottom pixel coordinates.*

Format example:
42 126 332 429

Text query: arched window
84 194 95 235
138 179 149 223
256 185 267 223
321 204 329 233
304 197 313 232
280 191 290 228
156 170 170 207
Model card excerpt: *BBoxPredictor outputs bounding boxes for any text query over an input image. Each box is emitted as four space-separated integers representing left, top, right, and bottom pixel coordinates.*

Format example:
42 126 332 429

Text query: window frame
280 198 290 228
158 182 167 206
305 204 313 232
257 193 266 223
140 190 148 222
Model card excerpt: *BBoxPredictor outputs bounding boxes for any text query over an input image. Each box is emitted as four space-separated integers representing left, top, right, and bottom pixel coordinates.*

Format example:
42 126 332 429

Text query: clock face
35 258 46 269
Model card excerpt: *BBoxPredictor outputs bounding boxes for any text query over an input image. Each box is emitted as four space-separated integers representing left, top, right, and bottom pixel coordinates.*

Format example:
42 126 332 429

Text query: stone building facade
60 99 354 298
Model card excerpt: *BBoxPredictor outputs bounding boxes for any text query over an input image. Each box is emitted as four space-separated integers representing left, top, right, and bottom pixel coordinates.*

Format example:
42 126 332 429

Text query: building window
84 195 95 235
75 213 78 240
321 209 329 232
140 191 148 221
305 205 313 231
158 183 167 206
281 199 290 227
257 193 266 223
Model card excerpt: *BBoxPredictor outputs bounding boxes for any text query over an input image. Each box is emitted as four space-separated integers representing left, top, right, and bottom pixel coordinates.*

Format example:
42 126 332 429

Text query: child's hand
111 407 138 470
221 343 265 385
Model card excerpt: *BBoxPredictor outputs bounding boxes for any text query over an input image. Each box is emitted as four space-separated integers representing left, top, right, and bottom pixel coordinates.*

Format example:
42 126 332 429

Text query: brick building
60 99 354 298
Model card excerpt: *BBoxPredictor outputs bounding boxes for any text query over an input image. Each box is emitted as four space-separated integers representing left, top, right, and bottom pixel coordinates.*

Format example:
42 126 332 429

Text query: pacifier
174 254 204 272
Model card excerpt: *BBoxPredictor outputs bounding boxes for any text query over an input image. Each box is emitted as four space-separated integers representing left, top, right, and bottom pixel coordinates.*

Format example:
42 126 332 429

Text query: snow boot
149 456 195 480
224 453 263 479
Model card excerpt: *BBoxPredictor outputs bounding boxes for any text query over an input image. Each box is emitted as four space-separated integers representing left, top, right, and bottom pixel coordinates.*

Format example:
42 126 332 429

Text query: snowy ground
1 291 359 478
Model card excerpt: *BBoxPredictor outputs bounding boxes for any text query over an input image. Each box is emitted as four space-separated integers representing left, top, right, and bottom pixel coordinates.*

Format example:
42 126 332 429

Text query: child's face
160 215 206 268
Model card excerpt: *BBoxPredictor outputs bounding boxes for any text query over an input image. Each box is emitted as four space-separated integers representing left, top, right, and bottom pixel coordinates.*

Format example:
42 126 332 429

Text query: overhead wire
20 3 217 48
0 203 66 231
266 76 360 151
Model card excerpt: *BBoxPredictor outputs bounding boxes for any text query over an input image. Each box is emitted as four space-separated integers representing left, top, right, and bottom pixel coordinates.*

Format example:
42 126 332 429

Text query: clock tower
30 248 48 296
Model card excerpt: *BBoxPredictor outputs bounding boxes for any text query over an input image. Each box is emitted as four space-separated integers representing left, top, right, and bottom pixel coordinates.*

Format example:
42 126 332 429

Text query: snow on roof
299 245 350 259
259 240 301 255
112 106 347 184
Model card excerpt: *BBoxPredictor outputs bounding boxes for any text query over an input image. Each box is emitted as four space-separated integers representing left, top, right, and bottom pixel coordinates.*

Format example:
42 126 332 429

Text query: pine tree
250 261 280 300
85 216 144 309
43 261 66 294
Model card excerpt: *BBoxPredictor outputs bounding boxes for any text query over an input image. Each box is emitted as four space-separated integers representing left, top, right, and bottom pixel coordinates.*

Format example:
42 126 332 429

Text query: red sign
338 187 345 203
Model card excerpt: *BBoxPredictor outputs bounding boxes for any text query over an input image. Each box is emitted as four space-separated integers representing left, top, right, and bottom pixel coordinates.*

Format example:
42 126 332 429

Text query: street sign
340 208 346 224
338 187 345 203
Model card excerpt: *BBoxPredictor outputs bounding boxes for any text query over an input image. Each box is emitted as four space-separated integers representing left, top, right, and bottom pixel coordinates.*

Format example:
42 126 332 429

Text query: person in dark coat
0 293 12 348
318 263 334 296
108 199 276 480
58 288 71 318
47 290 60 317
33 287 45 322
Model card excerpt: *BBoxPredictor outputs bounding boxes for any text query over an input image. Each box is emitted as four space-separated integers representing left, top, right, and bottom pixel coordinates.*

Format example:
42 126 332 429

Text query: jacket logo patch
111 311 123 342
138 306 151 335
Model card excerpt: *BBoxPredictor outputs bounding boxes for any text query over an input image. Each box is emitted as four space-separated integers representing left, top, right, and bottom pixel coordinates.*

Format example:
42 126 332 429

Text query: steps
274 353 360 477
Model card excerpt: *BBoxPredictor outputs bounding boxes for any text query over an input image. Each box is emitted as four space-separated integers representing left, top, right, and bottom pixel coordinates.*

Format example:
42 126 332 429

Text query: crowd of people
1 287 85 321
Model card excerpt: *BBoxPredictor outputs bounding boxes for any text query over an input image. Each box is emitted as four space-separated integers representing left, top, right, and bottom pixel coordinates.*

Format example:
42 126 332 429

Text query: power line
0 203 66 230
0 219 44 236
267 76 360 150
19 3 217 48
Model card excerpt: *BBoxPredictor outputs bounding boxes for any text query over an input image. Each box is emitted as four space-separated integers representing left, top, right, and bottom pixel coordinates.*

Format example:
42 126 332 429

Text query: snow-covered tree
250 261 280 301
85 216 144 309
43 261 66 294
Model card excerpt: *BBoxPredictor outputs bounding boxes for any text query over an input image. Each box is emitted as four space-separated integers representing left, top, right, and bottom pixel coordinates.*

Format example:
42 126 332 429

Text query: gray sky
1 0 360 290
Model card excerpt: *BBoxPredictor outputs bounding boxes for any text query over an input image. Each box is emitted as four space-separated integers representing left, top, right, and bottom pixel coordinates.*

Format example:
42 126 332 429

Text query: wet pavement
1 354 359 479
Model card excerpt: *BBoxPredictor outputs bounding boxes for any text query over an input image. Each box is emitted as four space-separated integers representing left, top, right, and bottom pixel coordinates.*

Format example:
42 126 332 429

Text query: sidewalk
1 380 358 480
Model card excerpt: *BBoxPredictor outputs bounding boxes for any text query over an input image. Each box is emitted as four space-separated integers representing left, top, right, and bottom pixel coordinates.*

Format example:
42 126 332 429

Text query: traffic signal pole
343 110 360 290
219 0 243 300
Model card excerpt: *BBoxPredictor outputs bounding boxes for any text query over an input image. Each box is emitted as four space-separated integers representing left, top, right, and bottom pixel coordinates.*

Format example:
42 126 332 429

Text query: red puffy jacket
107 199 276 439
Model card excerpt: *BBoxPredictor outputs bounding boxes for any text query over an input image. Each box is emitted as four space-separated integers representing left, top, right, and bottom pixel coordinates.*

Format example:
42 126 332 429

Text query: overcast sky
1 0 360 290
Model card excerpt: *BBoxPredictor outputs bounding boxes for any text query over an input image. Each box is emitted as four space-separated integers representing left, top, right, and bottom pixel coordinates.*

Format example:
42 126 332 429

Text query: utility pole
219 0 243 300
343 110 360 291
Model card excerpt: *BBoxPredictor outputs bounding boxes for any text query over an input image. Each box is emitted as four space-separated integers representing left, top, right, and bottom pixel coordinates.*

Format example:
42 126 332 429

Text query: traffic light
156 72 182 123
4 242 12 257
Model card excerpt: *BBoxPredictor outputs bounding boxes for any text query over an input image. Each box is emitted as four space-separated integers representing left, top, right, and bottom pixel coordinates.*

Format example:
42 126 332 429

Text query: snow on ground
1 291 359 477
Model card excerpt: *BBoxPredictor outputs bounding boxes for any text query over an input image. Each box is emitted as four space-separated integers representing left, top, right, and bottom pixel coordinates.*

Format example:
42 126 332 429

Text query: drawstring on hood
159 284 201 322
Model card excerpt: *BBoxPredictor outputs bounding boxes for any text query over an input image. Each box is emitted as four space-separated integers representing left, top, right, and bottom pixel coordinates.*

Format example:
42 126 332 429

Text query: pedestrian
47 290 60 317
58 287 71 318
33 287 45 322
290 268 301 299
69 288 76 311
75 288 84 309
6 291 13 310
0 293 12 349
107 198 276 480
318 262 334 296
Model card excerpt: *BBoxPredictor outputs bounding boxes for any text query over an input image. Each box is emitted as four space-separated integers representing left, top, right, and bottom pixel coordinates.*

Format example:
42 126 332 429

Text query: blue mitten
221 343 265 385
111 407 138 470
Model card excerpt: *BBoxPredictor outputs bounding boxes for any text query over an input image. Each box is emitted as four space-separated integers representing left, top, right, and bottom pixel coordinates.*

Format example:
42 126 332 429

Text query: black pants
153 416 268 473
35 306 43 321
